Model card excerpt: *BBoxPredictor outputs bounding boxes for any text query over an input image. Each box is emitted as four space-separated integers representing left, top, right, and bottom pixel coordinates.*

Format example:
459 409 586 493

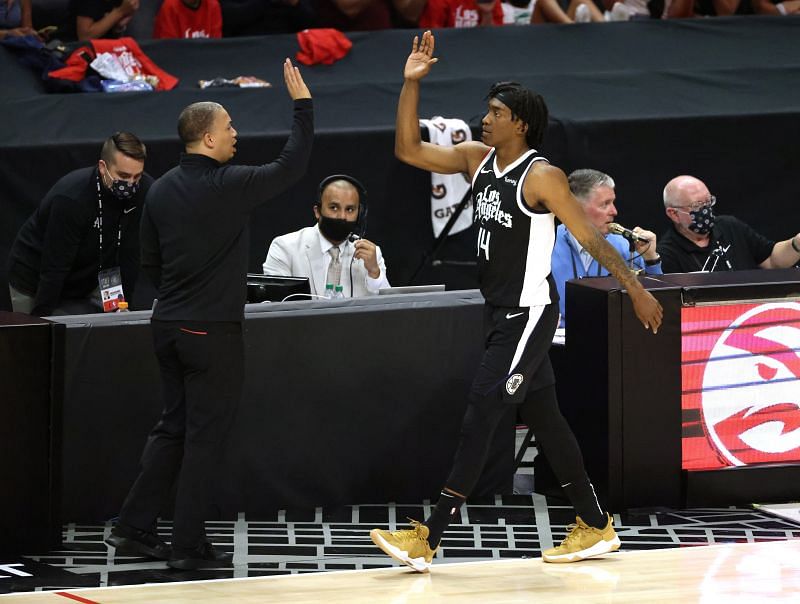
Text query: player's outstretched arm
530 164 664 334
396 31 488 176
284 57 311 100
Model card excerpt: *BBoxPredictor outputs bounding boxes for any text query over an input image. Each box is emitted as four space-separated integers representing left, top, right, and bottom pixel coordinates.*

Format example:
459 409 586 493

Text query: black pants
445 384 591 499
118 320 244 550
445 303 592 504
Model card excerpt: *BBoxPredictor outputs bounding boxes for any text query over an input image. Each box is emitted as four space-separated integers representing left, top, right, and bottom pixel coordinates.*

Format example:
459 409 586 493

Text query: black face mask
319 215 356 243
102 167 139 201
688 205 715 235
108 178 140 201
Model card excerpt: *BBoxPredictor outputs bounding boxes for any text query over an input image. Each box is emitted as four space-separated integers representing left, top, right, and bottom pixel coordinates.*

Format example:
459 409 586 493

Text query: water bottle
333 285 345 300
324 283 335 299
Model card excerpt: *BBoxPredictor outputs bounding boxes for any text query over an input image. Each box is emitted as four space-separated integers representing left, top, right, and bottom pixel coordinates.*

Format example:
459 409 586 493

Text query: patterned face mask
687 204 715 235
107 177 140 201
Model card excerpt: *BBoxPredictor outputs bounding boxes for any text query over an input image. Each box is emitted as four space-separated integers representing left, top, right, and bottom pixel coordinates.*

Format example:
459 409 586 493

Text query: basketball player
370 31 663 570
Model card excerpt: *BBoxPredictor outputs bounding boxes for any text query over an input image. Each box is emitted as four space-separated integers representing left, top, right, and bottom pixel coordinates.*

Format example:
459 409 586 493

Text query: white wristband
776 2 787 15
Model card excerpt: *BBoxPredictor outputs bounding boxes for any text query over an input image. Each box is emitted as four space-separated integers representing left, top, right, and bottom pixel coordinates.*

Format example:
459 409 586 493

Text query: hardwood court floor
3 539 798 603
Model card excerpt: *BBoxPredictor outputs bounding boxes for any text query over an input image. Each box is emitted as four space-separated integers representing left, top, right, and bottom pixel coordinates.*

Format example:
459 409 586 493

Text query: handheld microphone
608 222 650 244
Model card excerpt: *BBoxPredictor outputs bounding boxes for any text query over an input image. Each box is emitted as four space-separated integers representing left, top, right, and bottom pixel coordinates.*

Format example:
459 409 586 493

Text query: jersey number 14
477 227 491 261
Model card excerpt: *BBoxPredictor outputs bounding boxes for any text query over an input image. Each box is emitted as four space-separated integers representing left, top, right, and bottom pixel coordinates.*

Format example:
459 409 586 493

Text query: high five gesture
284 58 311 101
404 31 439 81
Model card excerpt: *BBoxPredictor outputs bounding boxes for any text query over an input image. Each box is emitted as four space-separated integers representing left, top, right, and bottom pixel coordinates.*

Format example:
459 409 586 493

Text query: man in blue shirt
551 169 662 327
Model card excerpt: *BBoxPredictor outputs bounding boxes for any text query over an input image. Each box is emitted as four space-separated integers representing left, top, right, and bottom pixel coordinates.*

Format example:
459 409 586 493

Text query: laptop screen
247 274 311 303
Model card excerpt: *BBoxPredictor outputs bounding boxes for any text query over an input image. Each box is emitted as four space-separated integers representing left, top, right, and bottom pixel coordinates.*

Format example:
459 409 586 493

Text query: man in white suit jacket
263 176 390 297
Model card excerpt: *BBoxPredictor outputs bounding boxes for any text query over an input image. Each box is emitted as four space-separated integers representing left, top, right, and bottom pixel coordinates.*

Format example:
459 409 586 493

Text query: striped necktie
326 246 342 286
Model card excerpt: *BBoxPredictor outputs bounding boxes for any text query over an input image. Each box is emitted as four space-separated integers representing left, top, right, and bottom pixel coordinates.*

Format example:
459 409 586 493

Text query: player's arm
526 163 664 333
396 31 489 176
76 0 138 40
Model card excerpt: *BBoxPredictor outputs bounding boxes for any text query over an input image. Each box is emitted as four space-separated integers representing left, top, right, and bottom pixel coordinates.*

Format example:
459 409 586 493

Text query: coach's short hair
177 101 224 145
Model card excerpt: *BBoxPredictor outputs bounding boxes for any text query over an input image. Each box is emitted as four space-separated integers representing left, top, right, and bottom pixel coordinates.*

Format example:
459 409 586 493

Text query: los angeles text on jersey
474 184 513 228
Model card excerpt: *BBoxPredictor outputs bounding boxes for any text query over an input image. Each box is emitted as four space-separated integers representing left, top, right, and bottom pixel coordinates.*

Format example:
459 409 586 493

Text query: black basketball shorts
469 302 559 405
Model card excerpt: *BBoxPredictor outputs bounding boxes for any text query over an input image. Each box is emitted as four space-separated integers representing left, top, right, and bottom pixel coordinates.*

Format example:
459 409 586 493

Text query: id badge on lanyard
96 173 126 312
99 267 125 311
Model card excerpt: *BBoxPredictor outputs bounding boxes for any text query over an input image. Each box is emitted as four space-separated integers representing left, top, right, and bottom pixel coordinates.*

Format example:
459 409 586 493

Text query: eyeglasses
670 195 716 213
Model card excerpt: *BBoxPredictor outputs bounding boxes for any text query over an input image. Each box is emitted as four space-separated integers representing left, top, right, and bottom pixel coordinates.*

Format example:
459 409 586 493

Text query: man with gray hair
659 175 800 273
550 168 662 327
106 59 313 570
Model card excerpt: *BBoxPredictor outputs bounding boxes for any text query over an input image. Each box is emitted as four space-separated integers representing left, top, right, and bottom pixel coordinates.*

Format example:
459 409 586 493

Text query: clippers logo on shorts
506 373 524 395
474 185 512 228
683 302 800 468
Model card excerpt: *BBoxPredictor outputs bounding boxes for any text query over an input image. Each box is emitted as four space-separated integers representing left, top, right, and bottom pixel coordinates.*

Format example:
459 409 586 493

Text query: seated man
219 0 313 36
73 0 140 40
0 0 35 37
7 132 152 316
421 0 504 27
659 175 800 273
263 174 390 297
551 169 662 327
313 0 425 31
153 0 222 39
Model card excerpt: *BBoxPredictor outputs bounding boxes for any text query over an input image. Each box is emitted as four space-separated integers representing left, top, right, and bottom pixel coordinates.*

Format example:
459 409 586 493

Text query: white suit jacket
262 224 389 297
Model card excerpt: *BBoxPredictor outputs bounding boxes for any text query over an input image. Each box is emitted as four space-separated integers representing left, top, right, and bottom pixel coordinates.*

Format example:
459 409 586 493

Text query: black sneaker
167 542 233 570
106 523 172 560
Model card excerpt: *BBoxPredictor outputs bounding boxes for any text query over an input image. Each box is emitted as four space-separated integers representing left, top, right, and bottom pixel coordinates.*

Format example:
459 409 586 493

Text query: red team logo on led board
682 302 800 470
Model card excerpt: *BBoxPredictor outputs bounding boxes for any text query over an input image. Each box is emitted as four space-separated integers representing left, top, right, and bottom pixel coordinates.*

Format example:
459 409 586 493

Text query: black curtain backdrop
2 17 800 310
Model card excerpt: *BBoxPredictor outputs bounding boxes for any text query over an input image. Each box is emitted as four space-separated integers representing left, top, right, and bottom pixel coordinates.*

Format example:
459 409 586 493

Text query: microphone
348 223 364 243
608 222 650 244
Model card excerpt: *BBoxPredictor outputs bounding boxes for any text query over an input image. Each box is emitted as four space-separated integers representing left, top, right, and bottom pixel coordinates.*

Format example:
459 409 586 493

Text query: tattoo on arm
581 230 639 290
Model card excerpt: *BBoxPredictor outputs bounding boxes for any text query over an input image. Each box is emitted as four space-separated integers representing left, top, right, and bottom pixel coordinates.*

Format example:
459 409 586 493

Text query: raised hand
353 239 381 278
404 31 439 81
283 58 311 100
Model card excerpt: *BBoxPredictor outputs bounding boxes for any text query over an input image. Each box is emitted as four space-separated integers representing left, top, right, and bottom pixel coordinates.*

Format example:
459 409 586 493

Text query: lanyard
699 240 734 272
96 174 123 270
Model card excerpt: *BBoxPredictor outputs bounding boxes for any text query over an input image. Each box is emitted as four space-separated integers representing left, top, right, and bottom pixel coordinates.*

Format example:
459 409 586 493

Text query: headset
315 174 368 240
316 174 369 298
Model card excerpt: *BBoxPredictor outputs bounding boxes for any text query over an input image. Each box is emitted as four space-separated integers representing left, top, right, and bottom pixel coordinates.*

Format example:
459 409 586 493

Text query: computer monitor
246 274 311 303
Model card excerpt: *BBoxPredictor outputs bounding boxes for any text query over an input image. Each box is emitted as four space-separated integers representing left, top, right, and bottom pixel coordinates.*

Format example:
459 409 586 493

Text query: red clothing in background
420 0 504 28
153 0 223 39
